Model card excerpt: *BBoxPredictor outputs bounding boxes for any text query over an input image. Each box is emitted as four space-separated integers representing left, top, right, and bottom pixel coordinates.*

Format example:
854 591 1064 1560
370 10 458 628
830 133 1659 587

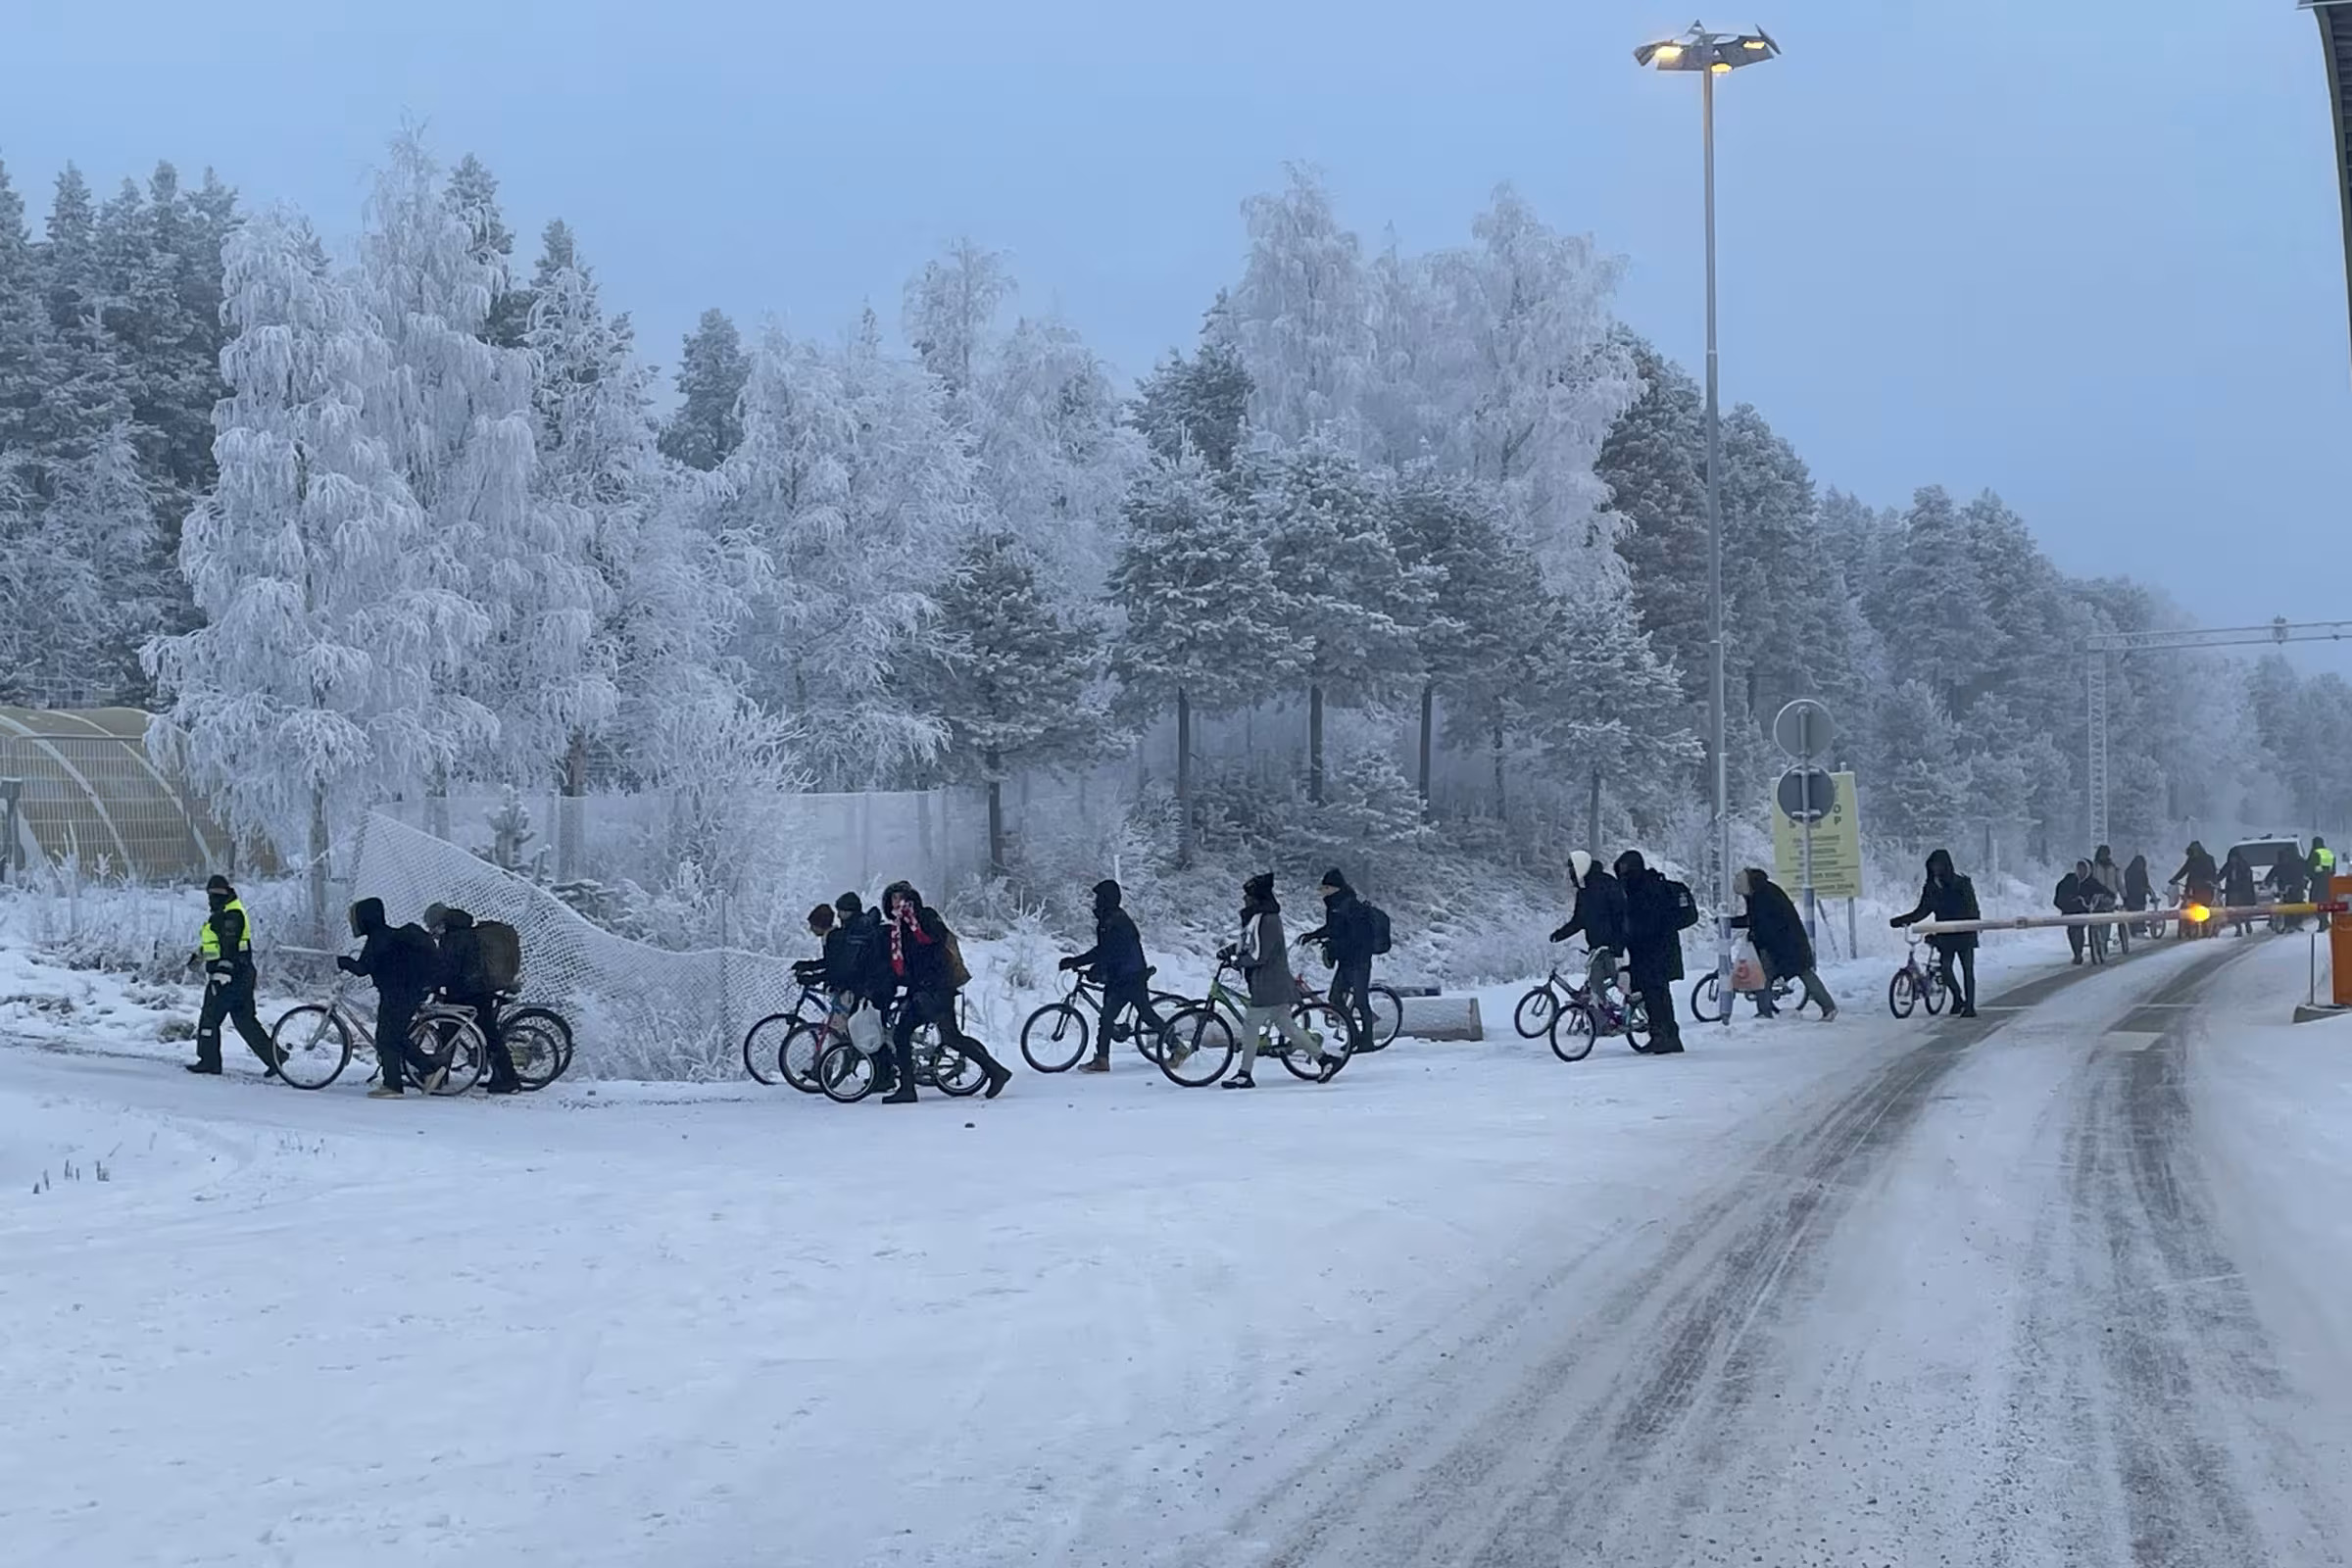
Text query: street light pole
1702 59 1731 1022
1635 22 1778 1027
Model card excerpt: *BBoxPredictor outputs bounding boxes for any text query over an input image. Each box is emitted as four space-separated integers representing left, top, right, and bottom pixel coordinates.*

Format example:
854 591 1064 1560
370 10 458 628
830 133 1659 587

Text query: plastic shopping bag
847 1003 885 1055
1730 940 1767 994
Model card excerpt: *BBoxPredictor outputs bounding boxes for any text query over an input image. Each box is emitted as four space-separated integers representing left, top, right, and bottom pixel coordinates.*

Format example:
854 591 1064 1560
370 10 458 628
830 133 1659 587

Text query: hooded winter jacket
1614 851 1687 987
1298 867 1378 965
1552 854 1628 951
1238 875 1294 1008
1891 850 1980 954
1069 879 1150 982
344 899 438 1001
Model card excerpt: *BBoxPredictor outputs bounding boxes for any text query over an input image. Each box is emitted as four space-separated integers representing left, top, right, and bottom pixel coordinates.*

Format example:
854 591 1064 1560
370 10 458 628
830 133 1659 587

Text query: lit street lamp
1635 21 1780 1025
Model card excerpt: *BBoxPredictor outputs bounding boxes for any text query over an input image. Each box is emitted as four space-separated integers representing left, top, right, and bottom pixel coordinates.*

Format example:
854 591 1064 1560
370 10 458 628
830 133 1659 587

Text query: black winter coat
436 910 493 1001
2223 860 2257 906
2173 851 2219 895
1072 907 1149 983
2054 873 2091 916
1894 874 1981 954
1552 872 1627 952
1620 869 1687 987
1301 889 1378 966
1731 874 1812 978
2124 859 2154 910
889 905 956 997
351 922 438 1001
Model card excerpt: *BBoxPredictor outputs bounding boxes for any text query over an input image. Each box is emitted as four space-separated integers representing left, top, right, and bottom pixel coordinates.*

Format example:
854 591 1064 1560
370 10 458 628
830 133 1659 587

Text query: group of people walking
795 882 1013 1102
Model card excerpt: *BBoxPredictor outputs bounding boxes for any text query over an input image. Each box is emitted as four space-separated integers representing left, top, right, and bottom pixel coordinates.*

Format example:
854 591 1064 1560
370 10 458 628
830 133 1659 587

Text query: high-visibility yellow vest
2317 847 2336 874
199 899 252 961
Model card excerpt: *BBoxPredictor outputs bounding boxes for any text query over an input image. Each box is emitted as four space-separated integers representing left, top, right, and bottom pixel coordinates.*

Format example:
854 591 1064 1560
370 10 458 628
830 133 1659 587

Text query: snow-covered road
4 939 2349 1566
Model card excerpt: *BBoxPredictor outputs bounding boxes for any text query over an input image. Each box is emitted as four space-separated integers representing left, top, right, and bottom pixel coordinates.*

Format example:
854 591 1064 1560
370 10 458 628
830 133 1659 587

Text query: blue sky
7 0 2348 635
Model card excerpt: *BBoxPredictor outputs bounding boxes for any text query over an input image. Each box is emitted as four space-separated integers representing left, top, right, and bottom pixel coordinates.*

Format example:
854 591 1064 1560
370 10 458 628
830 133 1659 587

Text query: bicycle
1688 969 1797 1023
742 983 846 1092
484 993 572 1091
1347 979 1405 1053
1546 974 1650 1063
1020 970 1192 1073
270 970 490 1094
813 999 989 1102
1886 941 1950 1019
1155 958 1355 1088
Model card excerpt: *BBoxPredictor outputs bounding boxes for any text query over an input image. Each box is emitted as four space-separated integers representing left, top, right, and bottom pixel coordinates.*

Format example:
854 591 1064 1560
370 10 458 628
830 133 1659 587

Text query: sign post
1772 701 1837 941
0 778 21 884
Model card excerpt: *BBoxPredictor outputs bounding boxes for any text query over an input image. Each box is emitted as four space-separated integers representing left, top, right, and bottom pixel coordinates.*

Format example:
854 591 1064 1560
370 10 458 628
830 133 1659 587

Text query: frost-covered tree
146 208 491 914
920 530 1113 871
524 220 730 800
1719 404 1862 725
659 307 750 471
1872 678 1967 850
716 314 969 789
1250 433 1429 802
1599 338 1709 699
1110 453 1293 863
902 237 1015 410
1426 185 1636 571
1229 166 1371 446
1131 295 1251 472
357 132 592 786
975 316 1140 595
446 154 530 349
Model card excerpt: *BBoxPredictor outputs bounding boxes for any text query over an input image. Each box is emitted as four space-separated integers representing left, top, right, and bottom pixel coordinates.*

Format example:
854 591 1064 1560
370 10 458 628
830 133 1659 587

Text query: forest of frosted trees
4 133 2348 920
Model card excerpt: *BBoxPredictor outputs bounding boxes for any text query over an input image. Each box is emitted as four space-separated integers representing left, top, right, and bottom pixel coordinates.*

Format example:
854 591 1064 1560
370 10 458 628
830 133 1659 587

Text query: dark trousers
1101 975 1167 1055
2067 925 2087 961
890 989 1004 1096
1329 958 1374 1048
197 969 278 1071
1938 948 1977 1012
376 992 428 1090
1637 977 1682 1049
454 993 514 1086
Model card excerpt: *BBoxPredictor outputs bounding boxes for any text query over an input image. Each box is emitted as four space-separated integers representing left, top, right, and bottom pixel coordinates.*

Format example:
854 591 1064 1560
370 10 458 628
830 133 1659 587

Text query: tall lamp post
1635 21 1780 1023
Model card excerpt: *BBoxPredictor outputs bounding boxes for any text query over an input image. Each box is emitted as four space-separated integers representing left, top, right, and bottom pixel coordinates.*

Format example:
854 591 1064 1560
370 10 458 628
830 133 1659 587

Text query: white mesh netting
348 810 803 1080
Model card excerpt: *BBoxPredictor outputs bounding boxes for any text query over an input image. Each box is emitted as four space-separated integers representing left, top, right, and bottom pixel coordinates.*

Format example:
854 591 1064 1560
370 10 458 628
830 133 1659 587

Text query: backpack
475 920 523 993
939 921 973 992
1365 903 1394 956
1669 880 1701 932
839 917 885 997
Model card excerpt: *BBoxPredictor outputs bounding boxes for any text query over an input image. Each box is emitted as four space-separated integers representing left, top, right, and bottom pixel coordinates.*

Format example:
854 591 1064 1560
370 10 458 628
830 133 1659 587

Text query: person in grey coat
1220 873 1337 1088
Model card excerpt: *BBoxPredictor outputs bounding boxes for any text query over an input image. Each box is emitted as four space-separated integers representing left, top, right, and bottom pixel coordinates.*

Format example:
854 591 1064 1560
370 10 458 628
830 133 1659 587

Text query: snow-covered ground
4 931 2347 1566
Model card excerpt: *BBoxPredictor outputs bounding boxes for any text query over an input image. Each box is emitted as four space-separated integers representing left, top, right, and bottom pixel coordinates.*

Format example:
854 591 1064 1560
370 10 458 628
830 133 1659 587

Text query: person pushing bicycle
1056 878 1168 1073
1549 851 1628 1024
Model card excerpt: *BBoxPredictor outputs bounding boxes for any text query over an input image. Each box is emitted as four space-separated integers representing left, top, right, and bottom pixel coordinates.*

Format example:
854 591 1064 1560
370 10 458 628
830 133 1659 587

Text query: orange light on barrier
2184 904 2212 924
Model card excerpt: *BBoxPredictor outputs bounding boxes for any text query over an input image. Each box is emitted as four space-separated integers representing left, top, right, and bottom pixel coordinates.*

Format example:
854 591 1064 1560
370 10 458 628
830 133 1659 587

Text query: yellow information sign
1772 770 1863 899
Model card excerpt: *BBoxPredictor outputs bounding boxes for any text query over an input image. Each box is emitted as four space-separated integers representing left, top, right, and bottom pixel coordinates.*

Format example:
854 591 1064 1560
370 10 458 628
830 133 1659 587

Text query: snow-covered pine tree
1719 403 1863 728
920 529 1114 872
1229 167 1371 447
146 207 492 916
1109 451 1293 864
1250 432 1429 803
1871 678 1967 852
446 154 530 349
659 308 750 471
974 315 1141 597
357 131 593 788
1131 295 1252 473
1599 338 1710 702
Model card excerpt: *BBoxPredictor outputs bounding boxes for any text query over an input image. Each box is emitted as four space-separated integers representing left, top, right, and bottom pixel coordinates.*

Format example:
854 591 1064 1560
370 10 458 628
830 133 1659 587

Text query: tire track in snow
1165 959 2119 1568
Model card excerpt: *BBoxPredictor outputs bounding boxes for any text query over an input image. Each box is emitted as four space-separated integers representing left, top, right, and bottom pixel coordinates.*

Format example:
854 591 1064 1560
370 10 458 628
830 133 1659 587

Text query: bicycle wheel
932 1043 991 1098
270 1004 352 1090
1549 1002 1596 1063
417 1014 486 1095
504 1006 572 1091
816 1041 876 1103
742 1012 793 1085
1281 999 1355 1081
1688 972 1725 1024
1887 969 1918 1019
778 1020 830 1094
1513 986 1557 1040
1361 986 1403 1052
1020 1003 1092 1073
1923 964 1950 1016
1158 1005 1236 1087
1624 994 1652 1052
